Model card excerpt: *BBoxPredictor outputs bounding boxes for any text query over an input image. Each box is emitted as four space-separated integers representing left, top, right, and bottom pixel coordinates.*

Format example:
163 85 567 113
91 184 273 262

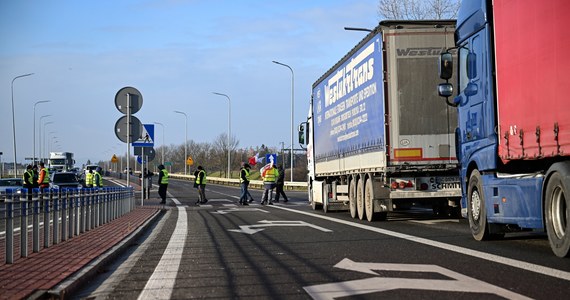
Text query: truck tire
349 178 357 219
365 178 375 222
357 177 365 220
544 167 570 258
468 170 491 241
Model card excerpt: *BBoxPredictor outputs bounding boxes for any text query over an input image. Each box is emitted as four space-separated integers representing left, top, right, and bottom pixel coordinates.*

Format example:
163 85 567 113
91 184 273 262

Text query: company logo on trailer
397 47 447 57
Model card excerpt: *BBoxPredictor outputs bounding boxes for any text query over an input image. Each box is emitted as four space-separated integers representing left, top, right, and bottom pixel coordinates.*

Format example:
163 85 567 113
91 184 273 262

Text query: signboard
132 124 154 147
115 86 143 114
186 156 194 166
111 155 118 163
164 162 172 166
312 34 384 162
265 154 277 165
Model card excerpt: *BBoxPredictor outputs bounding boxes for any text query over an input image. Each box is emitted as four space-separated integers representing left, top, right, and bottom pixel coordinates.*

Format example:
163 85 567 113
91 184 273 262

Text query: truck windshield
51 159 65 165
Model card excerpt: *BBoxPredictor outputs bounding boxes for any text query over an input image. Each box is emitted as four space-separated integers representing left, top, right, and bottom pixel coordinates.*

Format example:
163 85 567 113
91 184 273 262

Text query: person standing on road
32 165 39 189
195 165 208 205
23 165 34 200
261 163 279 205
85 169 94 188
157 164 169 204
37 162 50 191
93 167 103 188
274 164 288 203
239 163 251 205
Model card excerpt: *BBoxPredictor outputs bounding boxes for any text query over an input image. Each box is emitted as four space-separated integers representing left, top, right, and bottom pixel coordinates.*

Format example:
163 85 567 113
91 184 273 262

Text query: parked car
50 172 82 189
0 178 23 199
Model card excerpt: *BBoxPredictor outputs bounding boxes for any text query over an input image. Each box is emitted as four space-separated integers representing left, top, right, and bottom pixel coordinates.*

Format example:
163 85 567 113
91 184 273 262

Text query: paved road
72 179 570 299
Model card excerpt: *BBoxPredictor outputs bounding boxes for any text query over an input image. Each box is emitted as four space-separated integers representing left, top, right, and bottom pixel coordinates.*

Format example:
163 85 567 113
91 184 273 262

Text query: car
0 178 23 198
50 172 82 189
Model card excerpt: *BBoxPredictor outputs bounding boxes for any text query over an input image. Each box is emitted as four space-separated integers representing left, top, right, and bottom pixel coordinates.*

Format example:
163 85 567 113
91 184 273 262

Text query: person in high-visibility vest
195 165 208 205
239 163 252 205
37 162 50 191
85 169 94 188
23 164 34 200
261 163 279 205
158 164 169 204
93 167 103 188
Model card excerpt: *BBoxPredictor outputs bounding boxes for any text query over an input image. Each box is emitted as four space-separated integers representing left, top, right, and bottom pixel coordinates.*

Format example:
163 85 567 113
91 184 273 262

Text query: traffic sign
114 115 142 143
115 86 143 114
111 155 118 163
164 162 172 166
265 153 278 165
186 156 194 166
132 124 154 147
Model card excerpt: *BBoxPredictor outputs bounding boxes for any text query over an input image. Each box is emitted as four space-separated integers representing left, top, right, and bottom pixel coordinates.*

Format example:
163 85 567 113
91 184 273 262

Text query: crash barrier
1 187 134 264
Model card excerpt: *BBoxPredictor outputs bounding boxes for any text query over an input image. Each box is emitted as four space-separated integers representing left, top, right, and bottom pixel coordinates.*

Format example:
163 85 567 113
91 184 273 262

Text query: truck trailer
49 152 75 172
438 0 570 257
300 20 461 222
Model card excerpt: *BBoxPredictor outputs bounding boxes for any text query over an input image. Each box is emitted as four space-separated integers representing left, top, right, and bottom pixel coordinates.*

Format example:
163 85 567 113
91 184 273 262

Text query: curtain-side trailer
438 0 570 257
301 20 460 222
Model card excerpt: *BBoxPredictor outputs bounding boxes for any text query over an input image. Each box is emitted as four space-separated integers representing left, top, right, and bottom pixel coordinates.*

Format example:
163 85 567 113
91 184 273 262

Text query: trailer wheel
357 177 365 220
365 178 375 221
349 179 357 219
545 169 570 258
468 170 491 241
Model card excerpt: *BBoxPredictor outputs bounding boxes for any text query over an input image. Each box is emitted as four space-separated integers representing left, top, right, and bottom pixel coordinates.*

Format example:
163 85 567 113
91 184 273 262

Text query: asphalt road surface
73 179 570 299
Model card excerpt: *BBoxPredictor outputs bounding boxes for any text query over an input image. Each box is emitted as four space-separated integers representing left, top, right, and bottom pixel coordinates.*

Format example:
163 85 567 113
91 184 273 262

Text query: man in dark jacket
274 164 288 202
157 165 169 204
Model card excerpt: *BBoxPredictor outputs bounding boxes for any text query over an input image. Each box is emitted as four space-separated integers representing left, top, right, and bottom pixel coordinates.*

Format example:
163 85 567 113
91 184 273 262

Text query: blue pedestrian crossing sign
132 124 154 147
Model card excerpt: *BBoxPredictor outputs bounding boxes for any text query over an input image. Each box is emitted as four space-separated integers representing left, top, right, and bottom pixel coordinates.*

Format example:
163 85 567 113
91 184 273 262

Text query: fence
0 187 134 264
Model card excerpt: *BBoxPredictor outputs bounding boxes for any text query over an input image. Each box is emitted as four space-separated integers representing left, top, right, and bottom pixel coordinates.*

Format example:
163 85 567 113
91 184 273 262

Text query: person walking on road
274 164 288 203
37 162 50 191
157 164 169 204
93 167 103 188
195 165 208 205
261 163 279 205
23 165 34 200
239 163 251 205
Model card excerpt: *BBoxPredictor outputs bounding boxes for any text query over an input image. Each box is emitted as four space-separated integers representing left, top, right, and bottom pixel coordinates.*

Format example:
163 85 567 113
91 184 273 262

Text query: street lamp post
11 73 34 175
39 115 51 164
272 61 295 182
33 101 50 165
154 122 165 165
212 92 231 178
173 111 188 175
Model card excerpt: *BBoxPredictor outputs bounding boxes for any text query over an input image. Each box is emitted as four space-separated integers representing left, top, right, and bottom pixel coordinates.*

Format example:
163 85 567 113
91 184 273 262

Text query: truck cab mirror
298 123 306 144
439 52 453 80
438 83 454 97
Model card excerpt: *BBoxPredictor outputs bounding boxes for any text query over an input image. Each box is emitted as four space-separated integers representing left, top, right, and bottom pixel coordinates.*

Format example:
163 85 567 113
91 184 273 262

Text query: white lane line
271 205 570 282
138 199 187 299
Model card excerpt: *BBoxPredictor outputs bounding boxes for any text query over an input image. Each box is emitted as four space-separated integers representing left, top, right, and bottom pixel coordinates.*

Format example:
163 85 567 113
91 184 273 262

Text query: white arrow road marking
228 220 333 235
304 258 530 300
212 208 270 215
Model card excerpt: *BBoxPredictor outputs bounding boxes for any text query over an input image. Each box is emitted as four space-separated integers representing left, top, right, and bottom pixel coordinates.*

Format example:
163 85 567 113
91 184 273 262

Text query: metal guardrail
168 174 308 191
1 187 134 264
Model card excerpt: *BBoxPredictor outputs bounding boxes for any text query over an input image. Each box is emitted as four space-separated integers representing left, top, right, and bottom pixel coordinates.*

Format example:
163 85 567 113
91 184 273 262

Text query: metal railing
1 187 134 264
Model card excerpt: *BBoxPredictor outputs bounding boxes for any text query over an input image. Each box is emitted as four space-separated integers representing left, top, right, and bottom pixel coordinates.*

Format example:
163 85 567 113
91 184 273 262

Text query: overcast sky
0 0 379 166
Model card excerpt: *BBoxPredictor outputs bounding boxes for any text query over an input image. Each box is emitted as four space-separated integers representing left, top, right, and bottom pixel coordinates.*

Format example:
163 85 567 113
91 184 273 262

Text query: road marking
212 207 270 214
138 199 187 299
270 205 570 282
409 219 460 225
228 220 333 235
304 258 530 299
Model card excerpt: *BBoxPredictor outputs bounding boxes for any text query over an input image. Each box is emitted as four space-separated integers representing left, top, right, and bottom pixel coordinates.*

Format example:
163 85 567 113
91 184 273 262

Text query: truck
299 20 461 222
438 0 570 257
49 152 75 172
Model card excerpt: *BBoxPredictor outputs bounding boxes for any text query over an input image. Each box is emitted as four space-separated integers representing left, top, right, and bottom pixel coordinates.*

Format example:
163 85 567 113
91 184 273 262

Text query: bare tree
378 0 460 20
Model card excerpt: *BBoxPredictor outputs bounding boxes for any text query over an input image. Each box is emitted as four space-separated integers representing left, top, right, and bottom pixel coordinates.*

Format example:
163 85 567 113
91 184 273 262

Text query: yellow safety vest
196 170 207 185
263 167 278 183
86 172 94 185
94 171 103 187
41 168 50 184
23 170 34 186
160 169 169 184
239 168 250 183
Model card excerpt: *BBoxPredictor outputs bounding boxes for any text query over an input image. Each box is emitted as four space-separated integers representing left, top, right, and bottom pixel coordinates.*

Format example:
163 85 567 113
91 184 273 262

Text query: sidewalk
0 195 164 299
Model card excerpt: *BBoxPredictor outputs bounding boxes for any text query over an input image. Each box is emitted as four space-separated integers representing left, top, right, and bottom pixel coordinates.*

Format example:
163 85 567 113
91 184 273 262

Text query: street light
154 122 165 165
272 60 295 182
39 115 52 164
43 124 54 163
343 27 373 32
33 101 51 165
11 72 34 175
173 111 188 175
212 92 231 178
